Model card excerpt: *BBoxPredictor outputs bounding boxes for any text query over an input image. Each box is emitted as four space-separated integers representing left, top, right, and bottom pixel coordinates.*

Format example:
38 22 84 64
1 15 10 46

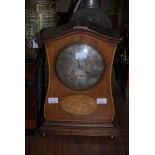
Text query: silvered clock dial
56 43 104 89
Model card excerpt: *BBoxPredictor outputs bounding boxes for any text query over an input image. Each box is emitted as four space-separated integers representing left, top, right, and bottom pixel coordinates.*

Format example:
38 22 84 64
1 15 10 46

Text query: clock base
39 121 119 136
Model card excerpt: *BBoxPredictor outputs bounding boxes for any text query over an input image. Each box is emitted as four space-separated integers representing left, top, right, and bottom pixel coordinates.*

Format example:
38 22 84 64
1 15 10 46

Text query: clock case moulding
39 20 122 136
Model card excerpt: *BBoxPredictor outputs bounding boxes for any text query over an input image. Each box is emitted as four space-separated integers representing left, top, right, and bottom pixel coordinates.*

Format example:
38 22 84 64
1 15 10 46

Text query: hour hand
77 60 83 70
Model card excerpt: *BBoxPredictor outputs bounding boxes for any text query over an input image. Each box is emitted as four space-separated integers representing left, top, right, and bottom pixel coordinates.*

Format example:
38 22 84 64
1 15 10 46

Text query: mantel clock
39 21 122 136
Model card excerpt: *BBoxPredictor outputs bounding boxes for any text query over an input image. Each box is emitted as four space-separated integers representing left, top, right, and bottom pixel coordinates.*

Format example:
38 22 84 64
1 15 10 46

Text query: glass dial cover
56 43 104 89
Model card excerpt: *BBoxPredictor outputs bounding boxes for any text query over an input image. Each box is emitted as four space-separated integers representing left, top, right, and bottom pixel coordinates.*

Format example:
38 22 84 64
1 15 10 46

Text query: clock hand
77 60 83 70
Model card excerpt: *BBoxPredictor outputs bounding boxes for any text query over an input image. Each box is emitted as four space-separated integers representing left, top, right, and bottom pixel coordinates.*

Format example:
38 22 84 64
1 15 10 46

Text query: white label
48 97 58 104
96 98 107 104
76 52 87 60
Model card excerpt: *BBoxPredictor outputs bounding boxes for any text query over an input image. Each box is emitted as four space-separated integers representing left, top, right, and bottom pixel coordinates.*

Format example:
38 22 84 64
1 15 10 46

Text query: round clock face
56 43 104 90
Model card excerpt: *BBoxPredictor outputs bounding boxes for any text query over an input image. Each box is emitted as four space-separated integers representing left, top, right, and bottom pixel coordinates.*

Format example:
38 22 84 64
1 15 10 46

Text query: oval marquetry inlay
61 95 97 115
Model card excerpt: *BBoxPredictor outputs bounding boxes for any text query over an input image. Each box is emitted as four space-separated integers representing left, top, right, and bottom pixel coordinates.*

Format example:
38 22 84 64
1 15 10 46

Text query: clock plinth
39 21 122 136
40 121 118 136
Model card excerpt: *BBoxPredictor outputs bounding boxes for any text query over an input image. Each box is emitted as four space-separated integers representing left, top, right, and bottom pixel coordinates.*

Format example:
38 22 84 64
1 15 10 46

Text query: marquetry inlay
61 95 97 115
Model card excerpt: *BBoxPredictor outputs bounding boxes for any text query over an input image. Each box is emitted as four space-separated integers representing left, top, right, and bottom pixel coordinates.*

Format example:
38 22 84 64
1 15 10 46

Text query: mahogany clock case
39 22 122 136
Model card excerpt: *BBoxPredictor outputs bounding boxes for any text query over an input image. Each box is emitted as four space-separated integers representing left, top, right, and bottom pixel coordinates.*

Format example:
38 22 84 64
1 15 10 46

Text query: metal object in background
80 0 100 8
71 0 112 29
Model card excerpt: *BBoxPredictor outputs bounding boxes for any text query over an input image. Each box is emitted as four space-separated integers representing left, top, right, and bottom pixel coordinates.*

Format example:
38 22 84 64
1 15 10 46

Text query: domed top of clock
40 21 121 43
